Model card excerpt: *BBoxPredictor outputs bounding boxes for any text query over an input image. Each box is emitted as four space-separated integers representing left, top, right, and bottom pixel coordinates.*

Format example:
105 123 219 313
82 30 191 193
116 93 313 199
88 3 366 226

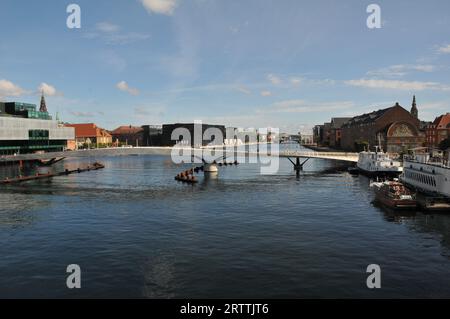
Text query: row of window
404 171 437 187
28 130 49 140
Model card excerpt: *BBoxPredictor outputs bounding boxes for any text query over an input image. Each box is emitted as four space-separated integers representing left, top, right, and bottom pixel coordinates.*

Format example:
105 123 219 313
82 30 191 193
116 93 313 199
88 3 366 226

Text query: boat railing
403 154 450 168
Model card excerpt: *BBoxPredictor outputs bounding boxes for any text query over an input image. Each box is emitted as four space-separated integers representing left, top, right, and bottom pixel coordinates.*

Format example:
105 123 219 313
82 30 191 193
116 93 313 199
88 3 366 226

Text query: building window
29 130 49 140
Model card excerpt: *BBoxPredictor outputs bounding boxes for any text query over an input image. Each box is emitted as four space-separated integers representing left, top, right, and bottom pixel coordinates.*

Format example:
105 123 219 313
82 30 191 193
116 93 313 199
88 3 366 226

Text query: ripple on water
1 153 450 298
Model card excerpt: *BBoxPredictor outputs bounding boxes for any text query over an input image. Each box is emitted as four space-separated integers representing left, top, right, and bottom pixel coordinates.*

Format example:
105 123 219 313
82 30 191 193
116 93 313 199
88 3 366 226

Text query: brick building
328 117 351 148
110 125 144 147
313 125 323 144
321 122 332 146
340 100 425 153
426 113 450 148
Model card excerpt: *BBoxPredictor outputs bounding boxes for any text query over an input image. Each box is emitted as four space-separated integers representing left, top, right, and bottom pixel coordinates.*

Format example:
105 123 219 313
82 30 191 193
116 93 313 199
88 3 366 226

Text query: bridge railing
279 151 359 157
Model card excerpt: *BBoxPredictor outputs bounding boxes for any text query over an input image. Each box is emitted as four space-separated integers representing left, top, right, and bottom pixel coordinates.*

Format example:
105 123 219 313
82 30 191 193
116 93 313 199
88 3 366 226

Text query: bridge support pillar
293 157 303 174
287 157 310 177
289 157 303 177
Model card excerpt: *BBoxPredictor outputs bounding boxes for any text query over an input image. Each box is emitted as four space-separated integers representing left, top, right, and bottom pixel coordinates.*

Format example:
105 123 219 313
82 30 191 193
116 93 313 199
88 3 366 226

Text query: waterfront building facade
320 122 332 146
328 117 351 148
65 123 112 149
110 125 144 147
141 125 163 146
313 125 324 144
0 97 74 155
426 113 450 149
161 123 226 147
300 134 314 145
340 101 425 153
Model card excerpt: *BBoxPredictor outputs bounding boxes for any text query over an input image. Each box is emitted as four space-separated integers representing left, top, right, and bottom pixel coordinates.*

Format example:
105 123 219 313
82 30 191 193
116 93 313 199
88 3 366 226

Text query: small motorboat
374 181 417 209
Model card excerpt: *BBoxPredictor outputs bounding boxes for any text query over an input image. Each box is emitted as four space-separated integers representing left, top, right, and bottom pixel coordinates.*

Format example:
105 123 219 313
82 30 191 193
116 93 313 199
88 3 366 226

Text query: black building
161 123 226 147
141 125 163 146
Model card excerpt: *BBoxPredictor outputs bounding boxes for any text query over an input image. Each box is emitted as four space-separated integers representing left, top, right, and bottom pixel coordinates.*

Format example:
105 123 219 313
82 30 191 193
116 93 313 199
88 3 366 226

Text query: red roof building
110 125 144 146
426 113 450 148
65 123 112 148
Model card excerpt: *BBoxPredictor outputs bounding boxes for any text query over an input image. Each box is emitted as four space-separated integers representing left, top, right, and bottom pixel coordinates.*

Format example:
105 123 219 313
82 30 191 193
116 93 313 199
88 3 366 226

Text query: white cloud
134 105 166 119
229 26 239 34
290 78 301 86
258 100 355 114
38 82 62 97
419 101 449 111
345 78 450 91
0 79 27 98
70 111 95 118
267 74 281 85
116 81 140 95
261 90 272 97
438 44 450 54
367 64 436 78
140 0 178 15
236 86 251 95
289 76 335 86
105 32 150 45
84 23 150 45
96 22 120 33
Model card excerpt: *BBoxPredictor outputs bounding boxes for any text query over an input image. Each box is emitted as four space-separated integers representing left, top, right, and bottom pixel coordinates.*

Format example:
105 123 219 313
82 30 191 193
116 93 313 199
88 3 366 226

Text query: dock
1 162 105 184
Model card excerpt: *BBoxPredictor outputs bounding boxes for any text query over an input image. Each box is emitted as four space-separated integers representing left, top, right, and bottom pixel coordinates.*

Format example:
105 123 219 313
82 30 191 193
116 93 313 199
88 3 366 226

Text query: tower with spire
39 91 48 113
410 95 418 119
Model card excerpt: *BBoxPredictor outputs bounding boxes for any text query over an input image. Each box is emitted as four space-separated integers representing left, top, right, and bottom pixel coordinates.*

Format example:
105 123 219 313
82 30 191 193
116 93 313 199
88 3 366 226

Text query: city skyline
1 0 450 133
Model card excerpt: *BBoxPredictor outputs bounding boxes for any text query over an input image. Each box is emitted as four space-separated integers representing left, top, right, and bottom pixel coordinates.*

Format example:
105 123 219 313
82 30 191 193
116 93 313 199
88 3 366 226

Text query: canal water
1 145 450 298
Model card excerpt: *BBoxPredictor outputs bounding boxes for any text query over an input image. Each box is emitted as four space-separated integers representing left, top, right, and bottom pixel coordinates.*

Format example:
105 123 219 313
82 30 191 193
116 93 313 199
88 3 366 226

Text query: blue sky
1 0 450 133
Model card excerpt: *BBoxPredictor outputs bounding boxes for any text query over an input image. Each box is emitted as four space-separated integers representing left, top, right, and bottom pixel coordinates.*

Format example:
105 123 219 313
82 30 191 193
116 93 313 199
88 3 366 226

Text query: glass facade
3 102 52 120
29 130 50 140
26 110 52 120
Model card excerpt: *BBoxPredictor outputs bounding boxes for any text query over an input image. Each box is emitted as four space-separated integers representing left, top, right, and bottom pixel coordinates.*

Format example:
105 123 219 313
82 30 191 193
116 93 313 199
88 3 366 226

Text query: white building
0 98 75 155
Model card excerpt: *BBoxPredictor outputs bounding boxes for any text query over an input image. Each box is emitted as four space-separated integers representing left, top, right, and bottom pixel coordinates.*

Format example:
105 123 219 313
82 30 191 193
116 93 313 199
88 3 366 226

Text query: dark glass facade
161 123 226 147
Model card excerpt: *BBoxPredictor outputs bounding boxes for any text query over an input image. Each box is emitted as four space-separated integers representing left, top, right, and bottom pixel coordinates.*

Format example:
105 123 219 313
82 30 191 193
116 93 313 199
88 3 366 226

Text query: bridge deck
0 147 358 163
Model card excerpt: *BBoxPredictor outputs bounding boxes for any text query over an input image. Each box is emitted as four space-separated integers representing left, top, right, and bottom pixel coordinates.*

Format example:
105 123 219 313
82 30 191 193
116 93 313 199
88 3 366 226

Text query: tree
439 138 450 151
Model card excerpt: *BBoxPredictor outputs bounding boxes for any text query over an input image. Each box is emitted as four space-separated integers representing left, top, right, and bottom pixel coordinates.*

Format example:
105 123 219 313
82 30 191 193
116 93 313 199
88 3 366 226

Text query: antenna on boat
377 133 383 153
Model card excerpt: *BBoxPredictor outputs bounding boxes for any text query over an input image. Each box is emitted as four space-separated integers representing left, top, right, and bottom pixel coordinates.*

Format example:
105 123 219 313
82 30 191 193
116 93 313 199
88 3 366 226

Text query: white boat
400 150 450 198
357 147 403 176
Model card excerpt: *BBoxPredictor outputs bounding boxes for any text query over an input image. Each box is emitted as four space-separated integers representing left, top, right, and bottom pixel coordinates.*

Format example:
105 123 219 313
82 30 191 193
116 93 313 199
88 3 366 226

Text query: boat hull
358 168 402 178
373 182 417 210
375 194 417 209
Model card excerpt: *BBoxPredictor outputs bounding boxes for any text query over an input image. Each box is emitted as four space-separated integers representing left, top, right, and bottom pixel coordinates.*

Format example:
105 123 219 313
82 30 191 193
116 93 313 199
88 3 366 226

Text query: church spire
39 91 48 113
410 95 418 119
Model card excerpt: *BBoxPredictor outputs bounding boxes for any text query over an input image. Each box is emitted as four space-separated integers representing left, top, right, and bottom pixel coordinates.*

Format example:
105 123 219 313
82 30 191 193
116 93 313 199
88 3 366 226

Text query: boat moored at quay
356 147 403 177
373 180 417 209
400 150 450 198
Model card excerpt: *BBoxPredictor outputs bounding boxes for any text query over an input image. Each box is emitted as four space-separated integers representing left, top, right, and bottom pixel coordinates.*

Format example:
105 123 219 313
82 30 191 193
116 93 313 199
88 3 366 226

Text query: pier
1 162 105 184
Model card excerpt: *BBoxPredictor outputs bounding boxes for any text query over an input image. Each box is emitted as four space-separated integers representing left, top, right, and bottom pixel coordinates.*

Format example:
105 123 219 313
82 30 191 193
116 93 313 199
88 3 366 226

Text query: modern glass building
0 97 74 155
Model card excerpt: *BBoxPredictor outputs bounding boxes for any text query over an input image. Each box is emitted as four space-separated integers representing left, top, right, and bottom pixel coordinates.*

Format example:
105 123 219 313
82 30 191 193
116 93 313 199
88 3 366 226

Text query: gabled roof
65 123 111 138
111 125 143 135
342 104 403 128
432 113 450 129
330 117 351 129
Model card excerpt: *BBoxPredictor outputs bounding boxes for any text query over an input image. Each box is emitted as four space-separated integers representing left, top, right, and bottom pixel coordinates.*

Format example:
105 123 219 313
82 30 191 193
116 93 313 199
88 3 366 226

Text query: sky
0 0 450 134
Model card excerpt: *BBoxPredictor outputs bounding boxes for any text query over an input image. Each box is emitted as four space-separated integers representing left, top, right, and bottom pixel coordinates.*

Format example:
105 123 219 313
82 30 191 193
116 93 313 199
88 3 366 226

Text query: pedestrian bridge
277 150 358 162
0 146 359 164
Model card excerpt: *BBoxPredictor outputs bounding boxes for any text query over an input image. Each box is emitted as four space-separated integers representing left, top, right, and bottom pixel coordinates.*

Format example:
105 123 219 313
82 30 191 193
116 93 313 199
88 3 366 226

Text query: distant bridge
277 150 358 162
